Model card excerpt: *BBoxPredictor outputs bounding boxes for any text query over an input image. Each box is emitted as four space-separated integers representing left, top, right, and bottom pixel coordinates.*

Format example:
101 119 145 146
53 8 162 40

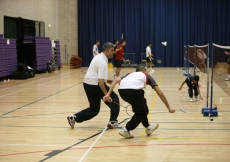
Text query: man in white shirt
67 42 121 129
146 43 154 72
196 49 207 73
103 66 175 139
93 40 100 57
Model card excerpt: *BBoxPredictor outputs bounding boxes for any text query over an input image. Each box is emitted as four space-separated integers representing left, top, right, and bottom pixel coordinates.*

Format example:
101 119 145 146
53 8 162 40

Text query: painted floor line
1 143 230 157
0 88 29 98
0 82 82 118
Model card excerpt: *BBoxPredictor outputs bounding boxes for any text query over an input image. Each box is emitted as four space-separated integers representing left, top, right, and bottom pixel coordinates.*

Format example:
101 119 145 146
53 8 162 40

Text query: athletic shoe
194 96 199 101
67 115 75 129
119 128 134 139
225 77 230 81
145 123 159 136
190 98 193 102
107 121 122 129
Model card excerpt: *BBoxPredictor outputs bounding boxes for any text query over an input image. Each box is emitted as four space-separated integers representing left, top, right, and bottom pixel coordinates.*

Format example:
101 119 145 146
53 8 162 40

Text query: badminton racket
112 101 132 116
180 107 190 113
152 59 162 64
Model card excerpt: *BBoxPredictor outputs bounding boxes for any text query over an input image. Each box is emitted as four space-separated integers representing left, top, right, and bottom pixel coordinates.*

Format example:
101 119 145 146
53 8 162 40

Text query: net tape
213 43 230 49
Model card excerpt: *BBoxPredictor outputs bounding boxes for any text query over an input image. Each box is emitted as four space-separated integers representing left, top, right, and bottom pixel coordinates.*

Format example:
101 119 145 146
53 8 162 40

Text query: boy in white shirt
93 40 100 57
146 43 154 72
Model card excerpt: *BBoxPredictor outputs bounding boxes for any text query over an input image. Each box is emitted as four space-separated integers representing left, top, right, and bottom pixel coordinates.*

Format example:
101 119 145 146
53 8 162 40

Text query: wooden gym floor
0 66 229 162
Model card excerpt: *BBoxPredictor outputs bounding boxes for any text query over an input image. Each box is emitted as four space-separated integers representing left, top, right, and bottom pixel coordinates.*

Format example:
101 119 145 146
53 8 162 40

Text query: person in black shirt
179 75 203 102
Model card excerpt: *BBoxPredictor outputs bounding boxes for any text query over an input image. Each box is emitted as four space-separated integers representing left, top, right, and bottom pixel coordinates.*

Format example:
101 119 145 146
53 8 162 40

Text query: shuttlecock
220 98 222 101
161 41 167 46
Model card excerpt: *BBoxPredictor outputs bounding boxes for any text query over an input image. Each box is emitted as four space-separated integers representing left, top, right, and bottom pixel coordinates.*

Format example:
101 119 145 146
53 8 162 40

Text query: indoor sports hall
0 0 230 161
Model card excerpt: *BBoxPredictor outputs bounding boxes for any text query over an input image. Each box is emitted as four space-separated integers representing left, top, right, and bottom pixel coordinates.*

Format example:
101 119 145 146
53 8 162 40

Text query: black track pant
188 86 198 98
118 89 150 131
74 83 120 122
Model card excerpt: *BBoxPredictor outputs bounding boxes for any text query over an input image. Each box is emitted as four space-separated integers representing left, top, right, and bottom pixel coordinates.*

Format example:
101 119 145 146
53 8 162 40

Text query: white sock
123 127 128 131
146 125 152 129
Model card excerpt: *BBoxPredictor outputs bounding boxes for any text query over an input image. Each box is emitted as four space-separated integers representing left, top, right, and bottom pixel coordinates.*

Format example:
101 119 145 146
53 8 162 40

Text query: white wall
0 0 78 64
58 0 78 64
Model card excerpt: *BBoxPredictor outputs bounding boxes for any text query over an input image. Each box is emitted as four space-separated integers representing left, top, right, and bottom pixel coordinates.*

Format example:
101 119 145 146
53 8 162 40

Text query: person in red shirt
114 40 126 77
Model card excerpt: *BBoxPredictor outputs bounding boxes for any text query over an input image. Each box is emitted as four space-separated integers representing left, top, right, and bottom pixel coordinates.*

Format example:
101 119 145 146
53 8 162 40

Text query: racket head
157 59 162 64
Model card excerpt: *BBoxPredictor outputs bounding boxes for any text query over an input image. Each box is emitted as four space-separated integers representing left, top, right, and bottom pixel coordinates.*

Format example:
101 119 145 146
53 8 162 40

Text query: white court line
78 101 127 162
0 144 75 147
36 75 70 86
0 88 29 98
37 71 81 86
0 88 9 92
16 70 76 87
78 127 107 162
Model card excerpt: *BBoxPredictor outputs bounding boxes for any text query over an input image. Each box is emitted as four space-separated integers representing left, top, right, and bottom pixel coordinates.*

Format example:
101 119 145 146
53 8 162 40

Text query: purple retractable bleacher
0 35 17 78
34 36 52 71
53 40 61 69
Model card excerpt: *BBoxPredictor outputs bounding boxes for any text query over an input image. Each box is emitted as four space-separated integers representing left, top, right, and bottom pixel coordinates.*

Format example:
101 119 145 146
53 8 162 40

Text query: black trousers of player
74 83 120 123
188 86 198 98
118 89 150 131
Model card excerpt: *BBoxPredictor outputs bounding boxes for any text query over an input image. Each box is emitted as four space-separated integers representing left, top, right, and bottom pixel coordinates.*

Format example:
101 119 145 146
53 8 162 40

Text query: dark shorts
146 57 151 62
115 60 123 68
113 54 116 66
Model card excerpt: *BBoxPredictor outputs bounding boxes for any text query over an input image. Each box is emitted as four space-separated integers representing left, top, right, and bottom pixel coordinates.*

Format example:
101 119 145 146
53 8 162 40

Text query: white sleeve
93 45 96 52
97 62 108 80
146 47 148 57
146 47 151 57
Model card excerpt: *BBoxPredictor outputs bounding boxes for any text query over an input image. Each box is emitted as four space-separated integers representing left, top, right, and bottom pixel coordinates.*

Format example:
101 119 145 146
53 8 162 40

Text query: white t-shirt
197 51 207 59
84 52 108 85
146 46 151 57
119 72 147 89
93 45 99 57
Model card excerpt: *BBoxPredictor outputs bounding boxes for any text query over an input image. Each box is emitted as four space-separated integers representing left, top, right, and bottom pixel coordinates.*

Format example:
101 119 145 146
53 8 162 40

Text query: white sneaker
194 96 199 101
225 77 230 81
107 121 122 129
190 98 193 102
145 123 159 136
67 115 76 129
119 128 134 139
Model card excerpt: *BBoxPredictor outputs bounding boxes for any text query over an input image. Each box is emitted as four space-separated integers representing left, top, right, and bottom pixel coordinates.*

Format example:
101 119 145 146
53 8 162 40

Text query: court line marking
78 101 128 162
78 127 107 162
38 118 129 162
0 69 75 89
0 87 9 92
1 143 230 157
37 71 82 86
0 82 83 118
141 75 163 138
0 88 29 98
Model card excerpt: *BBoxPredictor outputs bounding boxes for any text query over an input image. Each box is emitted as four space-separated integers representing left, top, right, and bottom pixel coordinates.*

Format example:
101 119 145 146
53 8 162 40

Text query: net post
194 45 196 76
184 45 191 76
